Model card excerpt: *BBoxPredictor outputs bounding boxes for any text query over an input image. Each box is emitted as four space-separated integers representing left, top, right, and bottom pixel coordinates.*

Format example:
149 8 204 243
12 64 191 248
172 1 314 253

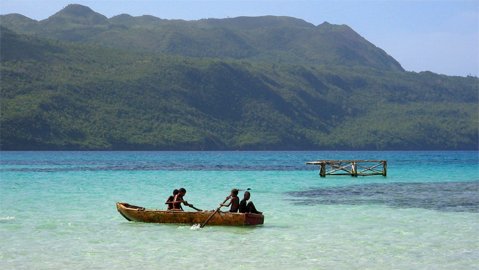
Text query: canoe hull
116 202 264 226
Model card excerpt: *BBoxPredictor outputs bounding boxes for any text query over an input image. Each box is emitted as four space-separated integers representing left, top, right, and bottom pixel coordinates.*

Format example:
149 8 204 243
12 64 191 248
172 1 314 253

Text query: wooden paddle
200 196 230 228
199 188 251 228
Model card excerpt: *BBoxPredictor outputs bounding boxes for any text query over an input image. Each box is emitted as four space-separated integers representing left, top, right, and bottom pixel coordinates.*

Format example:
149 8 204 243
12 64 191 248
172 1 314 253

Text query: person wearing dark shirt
221 189 240 212
239 191 261 214
172 188 191 211
165 189 179 210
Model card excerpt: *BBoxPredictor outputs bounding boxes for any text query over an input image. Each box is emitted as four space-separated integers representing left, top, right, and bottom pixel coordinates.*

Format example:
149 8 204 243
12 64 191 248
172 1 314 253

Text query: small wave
190 224 201 230
0 216 15 222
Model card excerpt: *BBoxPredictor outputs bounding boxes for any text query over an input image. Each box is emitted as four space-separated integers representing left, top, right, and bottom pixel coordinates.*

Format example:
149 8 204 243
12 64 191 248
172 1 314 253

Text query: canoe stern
244 213 264 225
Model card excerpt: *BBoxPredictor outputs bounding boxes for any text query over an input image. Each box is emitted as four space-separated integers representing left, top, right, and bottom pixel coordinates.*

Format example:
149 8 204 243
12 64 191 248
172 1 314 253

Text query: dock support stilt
382 161 387 177
319 163 326 177
351 162 358 177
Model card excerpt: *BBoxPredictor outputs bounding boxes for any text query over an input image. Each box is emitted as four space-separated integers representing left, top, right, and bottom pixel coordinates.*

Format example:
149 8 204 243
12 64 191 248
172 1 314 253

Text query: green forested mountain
0 5 478 150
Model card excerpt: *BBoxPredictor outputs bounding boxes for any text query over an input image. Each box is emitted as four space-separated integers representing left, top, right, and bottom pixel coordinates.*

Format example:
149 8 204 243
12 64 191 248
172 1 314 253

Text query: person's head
244 191 250 200
173 189 179 195
231 189 239 197
179 188 186 195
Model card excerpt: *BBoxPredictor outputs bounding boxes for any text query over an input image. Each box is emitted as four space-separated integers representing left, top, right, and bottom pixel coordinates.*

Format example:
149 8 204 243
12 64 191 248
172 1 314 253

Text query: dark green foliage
0 6 478 150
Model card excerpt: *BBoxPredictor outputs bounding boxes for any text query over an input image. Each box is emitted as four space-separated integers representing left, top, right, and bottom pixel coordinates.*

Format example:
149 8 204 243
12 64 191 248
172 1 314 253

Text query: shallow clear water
1 151 478 269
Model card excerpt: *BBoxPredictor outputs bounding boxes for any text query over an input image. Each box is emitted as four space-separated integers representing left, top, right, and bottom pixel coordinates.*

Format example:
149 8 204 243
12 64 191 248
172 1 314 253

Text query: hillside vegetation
1 5 478 150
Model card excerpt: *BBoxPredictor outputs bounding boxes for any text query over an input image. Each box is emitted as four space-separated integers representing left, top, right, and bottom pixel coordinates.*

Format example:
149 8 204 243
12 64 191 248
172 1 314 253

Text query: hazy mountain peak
0 13 39 34
43 3 108 25
317 21 349 31
0 13 37 22
110 14 133 19
60 4 96 15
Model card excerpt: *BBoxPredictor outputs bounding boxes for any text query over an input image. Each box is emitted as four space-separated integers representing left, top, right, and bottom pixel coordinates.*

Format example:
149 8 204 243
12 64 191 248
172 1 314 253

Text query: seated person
172 188 191 211
221 189 240 212
239 191 261 214
165 189 179 210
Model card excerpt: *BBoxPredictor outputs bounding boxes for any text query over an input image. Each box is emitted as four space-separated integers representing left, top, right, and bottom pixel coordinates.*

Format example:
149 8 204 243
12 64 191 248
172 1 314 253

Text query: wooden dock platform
306 160 387 177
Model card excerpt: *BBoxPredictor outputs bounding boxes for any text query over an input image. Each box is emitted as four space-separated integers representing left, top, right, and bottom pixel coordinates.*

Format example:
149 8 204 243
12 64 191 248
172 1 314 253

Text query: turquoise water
1 151 478 269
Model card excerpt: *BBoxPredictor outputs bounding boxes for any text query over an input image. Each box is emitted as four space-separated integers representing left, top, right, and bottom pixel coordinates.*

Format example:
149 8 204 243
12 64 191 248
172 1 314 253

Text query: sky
1 0 478 77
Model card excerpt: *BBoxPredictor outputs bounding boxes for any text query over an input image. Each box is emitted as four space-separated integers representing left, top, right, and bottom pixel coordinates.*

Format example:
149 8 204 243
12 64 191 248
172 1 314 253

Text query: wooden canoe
116 202 264 226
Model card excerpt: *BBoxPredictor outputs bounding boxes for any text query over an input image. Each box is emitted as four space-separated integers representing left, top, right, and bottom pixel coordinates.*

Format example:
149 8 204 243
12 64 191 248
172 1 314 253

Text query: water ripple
0 164 309 172
287 181 479 213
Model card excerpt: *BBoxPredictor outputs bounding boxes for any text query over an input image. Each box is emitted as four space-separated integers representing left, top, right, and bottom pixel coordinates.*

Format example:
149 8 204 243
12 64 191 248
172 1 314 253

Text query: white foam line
190 224 201 230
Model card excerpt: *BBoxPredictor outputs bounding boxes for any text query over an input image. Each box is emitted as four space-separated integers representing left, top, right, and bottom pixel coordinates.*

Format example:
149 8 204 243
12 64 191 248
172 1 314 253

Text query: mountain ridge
0 4 403 71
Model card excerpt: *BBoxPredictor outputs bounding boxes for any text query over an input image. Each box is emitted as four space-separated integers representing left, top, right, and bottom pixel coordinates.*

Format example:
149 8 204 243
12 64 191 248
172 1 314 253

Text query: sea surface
1 151 478 269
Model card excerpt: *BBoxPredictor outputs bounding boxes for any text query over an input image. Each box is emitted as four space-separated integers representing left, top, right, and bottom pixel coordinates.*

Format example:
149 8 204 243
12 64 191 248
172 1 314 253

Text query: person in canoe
221 188 240 212
165 189 179 210
239 191 262 214
171 188 192 211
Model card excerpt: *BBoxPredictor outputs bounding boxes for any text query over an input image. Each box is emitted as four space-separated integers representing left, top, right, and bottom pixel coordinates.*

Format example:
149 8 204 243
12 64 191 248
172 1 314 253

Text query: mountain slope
1 27 477 150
